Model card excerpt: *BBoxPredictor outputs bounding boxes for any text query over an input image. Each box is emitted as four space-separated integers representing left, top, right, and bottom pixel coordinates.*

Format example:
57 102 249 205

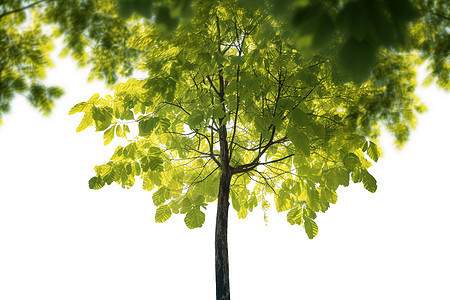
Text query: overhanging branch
0 0 47 20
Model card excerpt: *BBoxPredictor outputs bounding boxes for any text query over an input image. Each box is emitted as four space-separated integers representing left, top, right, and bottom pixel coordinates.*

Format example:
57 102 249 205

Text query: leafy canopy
117 0 449 84
72 0 423 238
1 0 447 125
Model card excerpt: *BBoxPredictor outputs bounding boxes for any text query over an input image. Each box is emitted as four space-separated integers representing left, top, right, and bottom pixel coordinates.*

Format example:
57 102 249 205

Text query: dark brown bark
215 75 231 300
215 168 231 300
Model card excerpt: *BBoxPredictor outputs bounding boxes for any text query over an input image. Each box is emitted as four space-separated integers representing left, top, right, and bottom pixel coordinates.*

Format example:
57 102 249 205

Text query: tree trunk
215 168 231 300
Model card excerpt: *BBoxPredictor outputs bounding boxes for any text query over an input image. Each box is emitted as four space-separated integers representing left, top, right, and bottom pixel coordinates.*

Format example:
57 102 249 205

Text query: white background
0 50 449 300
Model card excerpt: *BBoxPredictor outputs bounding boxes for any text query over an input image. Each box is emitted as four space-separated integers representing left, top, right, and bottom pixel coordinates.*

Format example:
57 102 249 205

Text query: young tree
71 1 423 299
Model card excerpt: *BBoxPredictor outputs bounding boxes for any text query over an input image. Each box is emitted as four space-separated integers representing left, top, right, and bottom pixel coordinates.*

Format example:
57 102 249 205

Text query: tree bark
215 163 231 300
216 102 231 300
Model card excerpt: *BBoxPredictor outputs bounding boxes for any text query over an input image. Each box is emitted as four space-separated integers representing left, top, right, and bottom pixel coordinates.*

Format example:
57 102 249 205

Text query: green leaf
291 108 310 127
123 143 137 159
88 93 100 103
310 122 325 138
351 167 363 183
343 153 361 171
313 12 335 48
69 102 88 115
168 200 180 214
95 164 112 178
238 206 248 219
230 56 245 66
101 165 117 185
213 106 226 119
337 38 376 82
367 142 380 162
116 125 123 138
179 197 193 214
231 194 241 211
287 207 303 225
324 167 349 190
213 52 227 65
142 156 164 172
254 115 271 139
155 205 172 223
76 112 93 132
89 176 105 190
153 187 169 206
119 165 135 189
192 195 206 207
139 117 157 136
304 217 318 239
337 1 371 42
121 110 134 120
287 128 310 156
361 140 369 152
186 110 204 128
158 118 171 132
248 194 258 212
92 107 112 131
305 185 320 211
134 161 141 176
362 170 377 193
143 176 155 191
103 125 115 146
125 163 132 175
275 191 292 212
320 187 337 204
184 207 205 229
123 125 130 134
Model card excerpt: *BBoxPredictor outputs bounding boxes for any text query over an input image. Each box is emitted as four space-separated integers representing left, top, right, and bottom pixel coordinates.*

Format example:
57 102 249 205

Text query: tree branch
281 80 321 121
206 75 221 97
229 65 240 159
162 100 191 115
421 8 450 21
232 129 287 174
164 131 196 136
0 0 47 20
251 170 278 195
185 145 217 157
260 154 294 166
232 136 288 152
190 165 220 186
208 121 221 167
232 66 287 174
187 158 212 187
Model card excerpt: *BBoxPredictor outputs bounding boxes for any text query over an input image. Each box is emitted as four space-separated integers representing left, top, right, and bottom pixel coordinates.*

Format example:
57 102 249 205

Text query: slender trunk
215 17 231 294
216 97 231 300
215 163 231 300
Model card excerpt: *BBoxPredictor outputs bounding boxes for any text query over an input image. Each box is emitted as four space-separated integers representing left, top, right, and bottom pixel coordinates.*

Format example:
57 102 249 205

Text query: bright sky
0 48 449 300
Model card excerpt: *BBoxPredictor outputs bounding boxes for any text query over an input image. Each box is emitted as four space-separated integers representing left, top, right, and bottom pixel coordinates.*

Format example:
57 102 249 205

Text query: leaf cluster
410 0 450 89
0 1 63 122
0 0 140 124
71 1 424 238
117 0 427 83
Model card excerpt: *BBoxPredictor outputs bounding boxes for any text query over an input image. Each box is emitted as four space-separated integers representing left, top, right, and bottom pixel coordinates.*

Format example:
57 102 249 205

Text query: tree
70 1 424 299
